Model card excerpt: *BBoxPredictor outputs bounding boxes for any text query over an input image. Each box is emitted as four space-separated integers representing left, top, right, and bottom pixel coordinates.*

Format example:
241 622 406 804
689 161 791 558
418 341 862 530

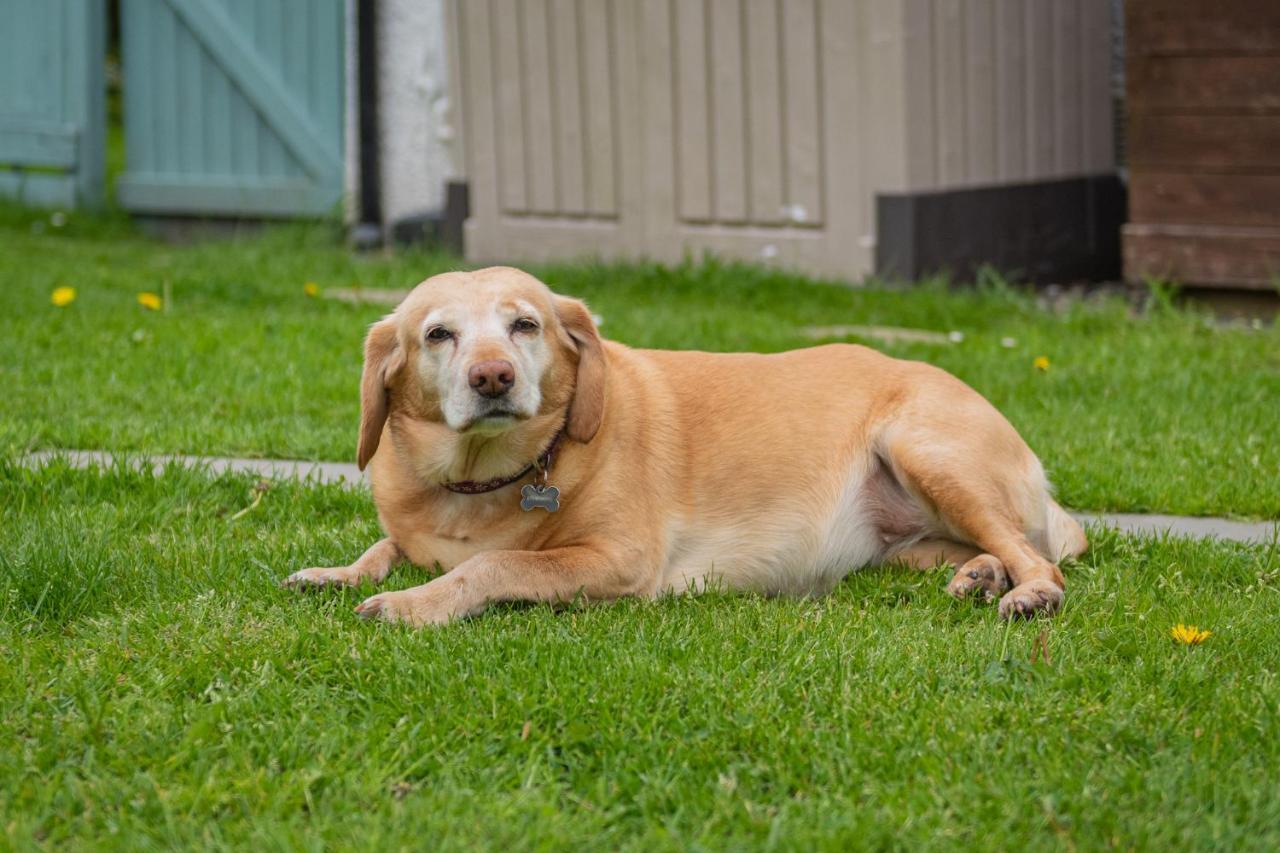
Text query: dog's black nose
468 359 515 398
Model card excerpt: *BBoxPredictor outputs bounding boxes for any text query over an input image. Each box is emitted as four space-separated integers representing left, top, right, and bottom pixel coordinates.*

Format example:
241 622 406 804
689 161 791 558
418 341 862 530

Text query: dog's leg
282 538 403 589
945 554 1013 602
884 431 1067 619
354 545 650 627
889 541 1013 602
888 539 982 571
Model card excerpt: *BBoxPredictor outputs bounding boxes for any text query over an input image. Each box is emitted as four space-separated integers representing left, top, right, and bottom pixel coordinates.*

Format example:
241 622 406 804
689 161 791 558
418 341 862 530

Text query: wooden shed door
0 0 105 208
117 0 344 218
451 0 872 277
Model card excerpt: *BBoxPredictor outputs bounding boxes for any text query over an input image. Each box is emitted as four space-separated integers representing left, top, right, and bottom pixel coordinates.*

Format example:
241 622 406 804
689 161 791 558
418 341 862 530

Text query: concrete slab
1069 511 1277 545
22 450 366 486
19 450 1278 545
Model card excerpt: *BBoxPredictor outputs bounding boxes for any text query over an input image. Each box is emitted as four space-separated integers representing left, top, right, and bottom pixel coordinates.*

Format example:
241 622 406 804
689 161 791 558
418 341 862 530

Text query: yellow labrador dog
284 267 1086 625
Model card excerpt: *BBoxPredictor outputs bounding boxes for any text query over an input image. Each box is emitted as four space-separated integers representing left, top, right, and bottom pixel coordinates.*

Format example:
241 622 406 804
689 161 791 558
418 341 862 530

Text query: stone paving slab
1068 512 1276 545
20 450 1279 545
23 449 368 486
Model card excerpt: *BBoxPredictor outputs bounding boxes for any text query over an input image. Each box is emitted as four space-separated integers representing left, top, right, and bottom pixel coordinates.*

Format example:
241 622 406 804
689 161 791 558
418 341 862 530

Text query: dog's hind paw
998 578 1064 619
946 554 1011 602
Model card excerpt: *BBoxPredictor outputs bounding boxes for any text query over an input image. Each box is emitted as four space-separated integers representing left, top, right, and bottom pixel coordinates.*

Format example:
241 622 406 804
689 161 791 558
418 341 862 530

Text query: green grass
2 202 1277 518
2 202 1279 847
2 459 1278 849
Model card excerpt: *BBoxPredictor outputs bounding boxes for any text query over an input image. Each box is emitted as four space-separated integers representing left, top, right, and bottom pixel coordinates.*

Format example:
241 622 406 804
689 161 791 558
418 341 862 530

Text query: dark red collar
441 430 564 495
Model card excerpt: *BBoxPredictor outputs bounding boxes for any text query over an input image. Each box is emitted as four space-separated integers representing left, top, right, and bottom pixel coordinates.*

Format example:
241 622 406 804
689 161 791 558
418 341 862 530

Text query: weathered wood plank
116 175 340 216
745 0 784 224
817 0 865 267
0 171 78 207
933 0 967 185
900 0 935 189
780 0 822 225
1052 0 1081 174
673 0 711 222
1024 0 1054 176
993 0 1027 181
580 0 616 217
1130 172 1280 228
709 0 746 223
549 0 586 215
964 0 996 183
1129 114 1280 170
1128 56 1280 114
520 0 557 213
1124 223 1280 288
1079 0 1113 172
0 120 78 168
458 0 501 225
491 0 528 213
1126 0 1280 56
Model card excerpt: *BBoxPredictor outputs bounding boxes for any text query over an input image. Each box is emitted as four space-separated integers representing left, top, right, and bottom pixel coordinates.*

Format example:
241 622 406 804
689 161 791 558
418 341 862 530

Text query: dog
284 266 1086 626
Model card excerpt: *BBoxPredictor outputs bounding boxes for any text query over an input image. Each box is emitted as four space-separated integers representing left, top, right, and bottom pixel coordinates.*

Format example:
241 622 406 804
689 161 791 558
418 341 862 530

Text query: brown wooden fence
1124 0 1280 289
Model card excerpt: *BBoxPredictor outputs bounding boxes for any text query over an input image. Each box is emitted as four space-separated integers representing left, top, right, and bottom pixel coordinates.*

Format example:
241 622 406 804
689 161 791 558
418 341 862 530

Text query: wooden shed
445 0 1120 283
1124 0 1280 289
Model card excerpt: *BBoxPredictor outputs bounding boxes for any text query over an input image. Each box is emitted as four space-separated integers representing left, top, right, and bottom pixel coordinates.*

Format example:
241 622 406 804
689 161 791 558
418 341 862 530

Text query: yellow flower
304 281 320 297
1033 356 1050 372
1170 624 1212 645
137 292 162 311
51 286 77 307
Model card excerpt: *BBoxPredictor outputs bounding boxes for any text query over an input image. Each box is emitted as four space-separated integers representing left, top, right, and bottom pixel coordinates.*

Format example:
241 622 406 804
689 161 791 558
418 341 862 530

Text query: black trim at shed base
388 181 470 256
875 174 1125 284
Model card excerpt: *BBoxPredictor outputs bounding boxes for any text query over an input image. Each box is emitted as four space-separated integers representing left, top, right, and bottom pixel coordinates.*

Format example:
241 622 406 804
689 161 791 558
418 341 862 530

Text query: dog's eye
511 318 539 334
425 326 453 343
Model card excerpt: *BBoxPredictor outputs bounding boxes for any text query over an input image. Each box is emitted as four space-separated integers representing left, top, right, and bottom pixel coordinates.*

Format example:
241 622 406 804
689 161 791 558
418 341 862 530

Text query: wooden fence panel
0 0 105 208
117 0 344 217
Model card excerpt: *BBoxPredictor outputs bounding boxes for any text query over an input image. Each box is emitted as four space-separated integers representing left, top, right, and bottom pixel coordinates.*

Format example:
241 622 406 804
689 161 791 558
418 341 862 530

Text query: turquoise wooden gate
0 0 105 208
117 0 345 218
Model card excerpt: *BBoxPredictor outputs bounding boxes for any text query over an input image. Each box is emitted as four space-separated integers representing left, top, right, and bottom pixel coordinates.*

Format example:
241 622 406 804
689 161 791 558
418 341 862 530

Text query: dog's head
356 267 605 470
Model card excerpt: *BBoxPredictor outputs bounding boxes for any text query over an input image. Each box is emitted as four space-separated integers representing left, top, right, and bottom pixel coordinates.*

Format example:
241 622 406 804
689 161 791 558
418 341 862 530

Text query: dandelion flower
304 281 320 297
1033 356 1050 372
137 292 162 311
1171 624 1212 645
51 286 76 307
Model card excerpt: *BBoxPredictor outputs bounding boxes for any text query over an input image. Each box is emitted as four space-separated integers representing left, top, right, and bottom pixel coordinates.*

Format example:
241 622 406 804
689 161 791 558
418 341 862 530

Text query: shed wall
448 0 1115 281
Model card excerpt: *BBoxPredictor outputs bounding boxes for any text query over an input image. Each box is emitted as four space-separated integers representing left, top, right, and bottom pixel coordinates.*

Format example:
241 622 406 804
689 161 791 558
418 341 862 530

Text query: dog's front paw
354 585 458 628
998 579 1063 619
281 567 363 590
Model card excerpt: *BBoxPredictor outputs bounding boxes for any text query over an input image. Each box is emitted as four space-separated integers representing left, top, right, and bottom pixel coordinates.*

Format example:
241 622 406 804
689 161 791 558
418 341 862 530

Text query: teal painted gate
117 0 345 218
0 0 105 208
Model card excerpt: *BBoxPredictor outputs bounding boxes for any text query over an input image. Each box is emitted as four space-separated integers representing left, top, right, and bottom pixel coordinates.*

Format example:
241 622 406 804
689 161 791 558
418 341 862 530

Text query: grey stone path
21 450 1279 545
23 449 368 486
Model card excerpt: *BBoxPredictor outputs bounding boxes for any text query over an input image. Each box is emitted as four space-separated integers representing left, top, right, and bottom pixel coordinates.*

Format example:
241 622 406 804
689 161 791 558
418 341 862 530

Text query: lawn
2 204 1280 849
2 460 1278 849
2 203 1279 517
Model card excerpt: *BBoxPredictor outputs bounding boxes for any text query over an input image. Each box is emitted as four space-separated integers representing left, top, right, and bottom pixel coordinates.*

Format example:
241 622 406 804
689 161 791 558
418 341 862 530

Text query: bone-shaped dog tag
520 484 560 512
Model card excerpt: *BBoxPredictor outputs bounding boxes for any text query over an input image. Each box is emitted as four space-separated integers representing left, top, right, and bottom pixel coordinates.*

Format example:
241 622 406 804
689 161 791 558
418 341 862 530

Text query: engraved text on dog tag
520 484 560 512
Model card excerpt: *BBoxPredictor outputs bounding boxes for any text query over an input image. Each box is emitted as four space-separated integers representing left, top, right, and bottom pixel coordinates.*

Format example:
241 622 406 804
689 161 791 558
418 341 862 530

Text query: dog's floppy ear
555 295 606 443
357 317 405 471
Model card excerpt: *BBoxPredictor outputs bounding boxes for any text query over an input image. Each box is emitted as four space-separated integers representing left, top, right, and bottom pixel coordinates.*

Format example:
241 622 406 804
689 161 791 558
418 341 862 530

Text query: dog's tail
1045 497 1088 562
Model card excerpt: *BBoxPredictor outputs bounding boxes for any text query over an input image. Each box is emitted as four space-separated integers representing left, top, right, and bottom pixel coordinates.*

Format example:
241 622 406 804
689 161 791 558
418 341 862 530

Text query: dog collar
441 430 563 512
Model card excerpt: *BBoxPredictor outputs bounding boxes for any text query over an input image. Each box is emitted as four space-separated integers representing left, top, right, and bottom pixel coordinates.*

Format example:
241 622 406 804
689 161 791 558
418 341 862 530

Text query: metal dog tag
520 484 560 512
